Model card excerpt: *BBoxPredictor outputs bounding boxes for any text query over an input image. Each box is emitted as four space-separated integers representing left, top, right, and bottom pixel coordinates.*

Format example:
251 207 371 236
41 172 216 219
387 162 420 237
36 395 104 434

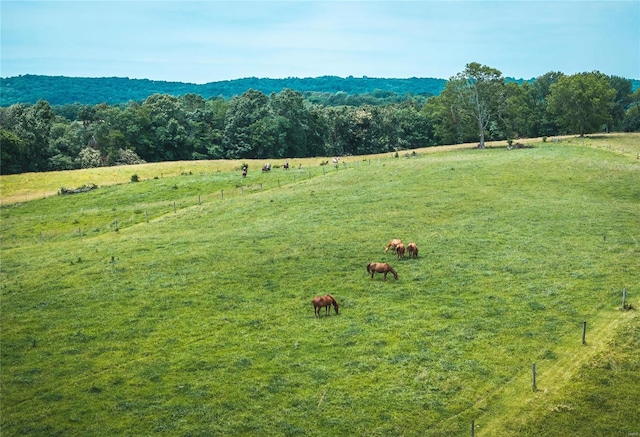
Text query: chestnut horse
366 262 398 280
312 294 339 316
384 239 402 253
407 242 418 258
395 243 406 259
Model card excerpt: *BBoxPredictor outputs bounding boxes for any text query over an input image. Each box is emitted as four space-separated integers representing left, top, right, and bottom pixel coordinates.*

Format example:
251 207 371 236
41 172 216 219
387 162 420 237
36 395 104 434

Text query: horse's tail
366 263 372 273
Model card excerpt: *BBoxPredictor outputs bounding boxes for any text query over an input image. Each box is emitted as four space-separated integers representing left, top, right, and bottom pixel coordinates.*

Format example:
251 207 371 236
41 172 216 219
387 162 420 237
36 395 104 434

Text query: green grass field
2 134 639 436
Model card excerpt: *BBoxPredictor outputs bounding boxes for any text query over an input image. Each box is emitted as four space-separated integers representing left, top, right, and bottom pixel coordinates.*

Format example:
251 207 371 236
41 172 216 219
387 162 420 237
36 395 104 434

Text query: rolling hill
1 135 639 435
0 75 447 106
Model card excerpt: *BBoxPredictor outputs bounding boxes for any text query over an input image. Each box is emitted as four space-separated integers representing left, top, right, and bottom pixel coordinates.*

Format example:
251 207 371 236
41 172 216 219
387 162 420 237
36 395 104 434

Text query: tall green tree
118 103 155 162
323 106 352 156
222 89 270 159
529 72 564 137
0 100 55 173
47 121 84 170
268 89 312 158
0 129 26 175
547 72 616 136
198 98 229 159
423 87 475 146
502 81 536 140
143 94 191 161
450 63 506 148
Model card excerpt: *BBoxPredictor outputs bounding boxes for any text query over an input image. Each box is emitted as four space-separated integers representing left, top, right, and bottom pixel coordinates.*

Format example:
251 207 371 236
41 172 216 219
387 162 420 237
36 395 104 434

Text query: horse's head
390 267 399 280
325 294 339 314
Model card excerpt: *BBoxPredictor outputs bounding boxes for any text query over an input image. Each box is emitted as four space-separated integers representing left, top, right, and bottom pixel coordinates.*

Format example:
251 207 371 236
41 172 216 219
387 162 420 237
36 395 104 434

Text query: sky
1 0 639 84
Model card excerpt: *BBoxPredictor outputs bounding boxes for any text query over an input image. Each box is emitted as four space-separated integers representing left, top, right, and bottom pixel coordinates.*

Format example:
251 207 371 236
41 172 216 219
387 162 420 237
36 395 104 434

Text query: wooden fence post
221 190 224 200
145 210 149 223
471 419 475 437
532 363 537 392
622 288 627 309
582 320 587 345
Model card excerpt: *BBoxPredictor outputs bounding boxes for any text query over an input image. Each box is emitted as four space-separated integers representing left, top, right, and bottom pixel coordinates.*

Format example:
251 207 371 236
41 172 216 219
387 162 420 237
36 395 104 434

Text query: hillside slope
1 136 638 436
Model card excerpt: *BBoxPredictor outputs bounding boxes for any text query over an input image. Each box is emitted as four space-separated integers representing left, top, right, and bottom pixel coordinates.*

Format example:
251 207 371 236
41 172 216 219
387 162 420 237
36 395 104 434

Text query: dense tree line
2 65 639 175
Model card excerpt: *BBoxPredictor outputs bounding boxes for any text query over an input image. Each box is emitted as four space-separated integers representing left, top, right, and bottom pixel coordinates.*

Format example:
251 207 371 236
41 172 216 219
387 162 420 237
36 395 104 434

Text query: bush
116 149 146 165
75 147 102 169
131 174 140 183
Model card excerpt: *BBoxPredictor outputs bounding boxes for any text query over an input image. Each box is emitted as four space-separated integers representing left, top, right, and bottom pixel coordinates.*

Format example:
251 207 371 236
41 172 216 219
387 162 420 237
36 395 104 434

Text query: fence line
9 156 414 246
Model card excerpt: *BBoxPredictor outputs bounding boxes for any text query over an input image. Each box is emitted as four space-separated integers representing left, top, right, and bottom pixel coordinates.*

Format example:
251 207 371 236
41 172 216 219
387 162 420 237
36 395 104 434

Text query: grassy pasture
1 134 639 436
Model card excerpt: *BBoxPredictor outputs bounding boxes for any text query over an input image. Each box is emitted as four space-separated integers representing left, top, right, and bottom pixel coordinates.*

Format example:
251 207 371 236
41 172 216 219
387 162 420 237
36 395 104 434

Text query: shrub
75 147 102 168
116 149 146 165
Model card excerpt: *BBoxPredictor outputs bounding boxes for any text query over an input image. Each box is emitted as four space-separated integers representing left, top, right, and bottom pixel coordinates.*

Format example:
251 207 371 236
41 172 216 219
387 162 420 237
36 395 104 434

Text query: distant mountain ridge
3 74 638 107
1 75 448 106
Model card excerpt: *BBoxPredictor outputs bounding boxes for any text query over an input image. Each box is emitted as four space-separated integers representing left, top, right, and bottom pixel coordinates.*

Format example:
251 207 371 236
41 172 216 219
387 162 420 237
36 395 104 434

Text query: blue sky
2 1 639 83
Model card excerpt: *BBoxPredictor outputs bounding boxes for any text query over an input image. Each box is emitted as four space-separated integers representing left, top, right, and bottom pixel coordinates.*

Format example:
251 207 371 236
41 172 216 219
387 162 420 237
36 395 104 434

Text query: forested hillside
2 74 638 107
0 75 447 106
2 65 639 175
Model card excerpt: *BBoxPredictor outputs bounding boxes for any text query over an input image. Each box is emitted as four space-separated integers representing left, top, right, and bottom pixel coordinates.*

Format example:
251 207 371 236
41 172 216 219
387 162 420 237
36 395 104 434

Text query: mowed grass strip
1 136 639 436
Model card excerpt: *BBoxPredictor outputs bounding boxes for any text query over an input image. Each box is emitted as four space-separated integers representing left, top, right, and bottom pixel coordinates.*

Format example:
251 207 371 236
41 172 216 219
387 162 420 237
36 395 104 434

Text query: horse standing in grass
312 294 339 316
366 262 399 280
407 242 418 258
384 239 402 253
395 243 405 259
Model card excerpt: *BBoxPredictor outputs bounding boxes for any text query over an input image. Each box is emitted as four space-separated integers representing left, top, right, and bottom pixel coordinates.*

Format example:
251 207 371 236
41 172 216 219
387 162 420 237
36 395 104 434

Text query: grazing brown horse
407 242 418 258
312 294 339 316
366 262 399 280
384 239 402 253
395 243 405 259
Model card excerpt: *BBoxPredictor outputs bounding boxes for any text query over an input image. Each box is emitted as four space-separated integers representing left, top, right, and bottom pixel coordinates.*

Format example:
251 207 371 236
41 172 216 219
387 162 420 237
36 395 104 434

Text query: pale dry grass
2 133 638 205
